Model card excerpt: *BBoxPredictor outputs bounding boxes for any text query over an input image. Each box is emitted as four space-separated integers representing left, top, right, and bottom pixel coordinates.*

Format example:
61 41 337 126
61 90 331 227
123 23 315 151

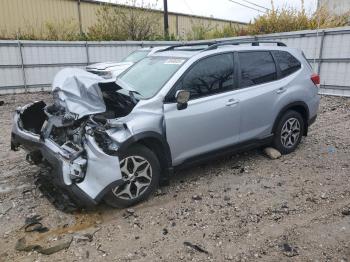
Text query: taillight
311 73 320 86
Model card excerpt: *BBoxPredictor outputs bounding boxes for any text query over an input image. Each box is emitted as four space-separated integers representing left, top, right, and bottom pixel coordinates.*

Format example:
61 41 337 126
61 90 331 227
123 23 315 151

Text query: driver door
163 53 241 166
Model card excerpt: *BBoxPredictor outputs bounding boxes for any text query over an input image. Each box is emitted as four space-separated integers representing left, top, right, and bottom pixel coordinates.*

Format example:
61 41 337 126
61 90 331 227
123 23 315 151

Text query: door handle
277 87 287 94
226 98 239 106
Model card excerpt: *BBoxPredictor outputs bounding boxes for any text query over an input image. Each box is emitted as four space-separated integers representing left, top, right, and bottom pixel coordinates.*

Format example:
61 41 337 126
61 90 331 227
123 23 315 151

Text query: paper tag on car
164 59 185 65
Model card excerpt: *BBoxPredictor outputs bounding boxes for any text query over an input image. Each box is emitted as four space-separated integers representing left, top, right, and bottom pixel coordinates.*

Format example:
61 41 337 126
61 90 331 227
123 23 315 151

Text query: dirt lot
0 92 349 262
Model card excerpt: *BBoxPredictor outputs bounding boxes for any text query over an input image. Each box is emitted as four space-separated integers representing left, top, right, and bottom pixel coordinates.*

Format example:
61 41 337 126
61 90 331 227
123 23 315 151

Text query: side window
273 51 301 77
238 51 277 88
179 53 235 100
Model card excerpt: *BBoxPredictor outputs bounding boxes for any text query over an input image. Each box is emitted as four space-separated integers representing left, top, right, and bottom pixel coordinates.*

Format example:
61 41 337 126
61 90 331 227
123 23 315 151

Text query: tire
272 110 304 155
104 144 160 208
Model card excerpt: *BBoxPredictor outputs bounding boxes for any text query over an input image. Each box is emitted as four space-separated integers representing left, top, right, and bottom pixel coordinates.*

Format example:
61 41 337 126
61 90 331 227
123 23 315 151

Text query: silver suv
86 46 167 79
11 41 320 208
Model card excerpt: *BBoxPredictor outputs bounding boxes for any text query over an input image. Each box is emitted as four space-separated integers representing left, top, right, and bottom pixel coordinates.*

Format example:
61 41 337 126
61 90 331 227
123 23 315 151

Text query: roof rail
158 41 219 52
204 40 287 51
157 40 286 53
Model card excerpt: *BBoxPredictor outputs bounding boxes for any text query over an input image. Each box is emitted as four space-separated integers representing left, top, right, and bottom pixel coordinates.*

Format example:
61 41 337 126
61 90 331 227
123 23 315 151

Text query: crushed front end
10 69 136 207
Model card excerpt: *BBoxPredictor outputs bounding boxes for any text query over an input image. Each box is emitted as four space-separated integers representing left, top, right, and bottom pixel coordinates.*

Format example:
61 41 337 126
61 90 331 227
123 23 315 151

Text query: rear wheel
104 144 160 208
272 110 304 155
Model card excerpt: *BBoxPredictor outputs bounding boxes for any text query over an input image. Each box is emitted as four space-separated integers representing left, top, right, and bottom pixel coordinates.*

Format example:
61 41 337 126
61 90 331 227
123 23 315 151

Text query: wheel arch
118 132 173 177
273 102 310 136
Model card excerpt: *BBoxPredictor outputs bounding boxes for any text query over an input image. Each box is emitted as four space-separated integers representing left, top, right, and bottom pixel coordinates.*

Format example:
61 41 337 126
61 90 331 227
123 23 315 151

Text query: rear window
273 51 301 77
238 51 277 88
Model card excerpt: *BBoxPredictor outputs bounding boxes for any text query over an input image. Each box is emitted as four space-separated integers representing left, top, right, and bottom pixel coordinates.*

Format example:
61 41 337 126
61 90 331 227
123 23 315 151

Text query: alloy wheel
280 117 301 148
112 156 153 200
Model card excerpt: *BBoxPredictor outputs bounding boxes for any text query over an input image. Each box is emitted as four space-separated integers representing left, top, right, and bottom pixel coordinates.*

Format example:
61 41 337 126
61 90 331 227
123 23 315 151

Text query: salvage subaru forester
11 41 320 208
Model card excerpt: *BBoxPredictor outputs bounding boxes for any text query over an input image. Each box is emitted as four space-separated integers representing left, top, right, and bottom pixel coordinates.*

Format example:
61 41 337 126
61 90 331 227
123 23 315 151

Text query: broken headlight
92 129 119 155
68 157 87 182
93 70 113 79
106 119 126 129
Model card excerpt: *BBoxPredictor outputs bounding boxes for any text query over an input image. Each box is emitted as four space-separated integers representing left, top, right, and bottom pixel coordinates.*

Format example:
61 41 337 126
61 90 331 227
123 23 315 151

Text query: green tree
247 0 350 35
88 0 162 41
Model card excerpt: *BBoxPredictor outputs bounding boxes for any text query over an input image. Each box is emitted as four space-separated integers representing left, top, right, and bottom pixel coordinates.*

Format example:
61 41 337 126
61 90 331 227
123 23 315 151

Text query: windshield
119 56 186 99
122 50 150 63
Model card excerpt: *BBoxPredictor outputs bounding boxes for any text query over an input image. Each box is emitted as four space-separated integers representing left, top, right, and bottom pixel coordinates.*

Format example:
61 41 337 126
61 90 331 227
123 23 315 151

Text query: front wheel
272 110 304 155
104 144 160 208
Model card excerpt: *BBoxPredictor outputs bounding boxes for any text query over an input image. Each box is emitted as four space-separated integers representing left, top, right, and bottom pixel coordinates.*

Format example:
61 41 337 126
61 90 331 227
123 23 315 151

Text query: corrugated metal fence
0 40 178 94
1 26 350 96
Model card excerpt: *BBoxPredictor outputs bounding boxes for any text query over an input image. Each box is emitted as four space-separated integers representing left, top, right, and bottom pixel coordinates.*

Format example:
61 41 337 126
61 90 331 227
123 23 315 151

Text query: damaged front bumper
11 103 124 207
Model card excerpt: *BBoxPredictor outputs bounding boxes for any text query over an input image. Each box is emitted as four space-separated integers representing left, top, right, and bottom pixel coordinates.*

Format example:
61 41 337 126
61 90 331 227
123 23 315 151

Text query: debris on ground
279 243 299 257
192 195 202 201
35 176 78 213
73 227 100 243
162 228 168 235
183 241 210 254
155 189 166 196
264 147 282 159
123 208 136 218
341 207 350 216
0 203 12 216
23 215 49 233
73 233 93 243
126 208 135 215
97 244 107 256
0 101 4 106
15 237 73 255
223 196 230 201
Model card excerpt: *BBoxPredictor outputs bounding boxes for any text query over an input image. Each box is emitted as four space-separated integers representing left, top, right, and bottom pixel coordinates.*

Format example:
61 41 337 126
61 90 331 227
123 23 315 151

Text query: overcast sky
107 0 318 23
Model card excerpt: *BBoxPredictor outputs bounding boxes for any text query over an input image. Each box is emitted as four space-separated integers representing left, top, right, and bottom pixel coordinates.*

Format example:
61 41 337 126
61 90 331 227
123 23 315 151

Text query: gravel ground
0 92 349 262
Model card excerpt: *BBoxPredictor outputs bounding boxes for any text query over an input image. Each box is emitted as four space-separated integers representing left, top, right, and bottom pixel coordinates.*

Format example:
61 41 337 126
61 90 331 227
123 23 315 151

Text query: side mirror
175 90 190 110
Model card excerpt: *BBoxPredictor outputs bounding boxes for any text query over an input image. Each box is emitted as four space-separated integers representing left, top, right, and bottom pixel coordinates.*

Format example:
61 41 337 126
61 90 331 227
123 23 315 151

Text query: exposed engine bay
11 68 142 206
19 79 137 158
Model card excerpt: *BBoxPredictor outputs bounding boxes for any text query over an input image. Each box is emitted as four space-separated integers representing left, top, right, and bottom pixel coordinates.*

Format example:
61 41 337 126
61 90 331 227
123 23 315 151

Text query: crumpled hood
86 61 133 71
52 68 111 119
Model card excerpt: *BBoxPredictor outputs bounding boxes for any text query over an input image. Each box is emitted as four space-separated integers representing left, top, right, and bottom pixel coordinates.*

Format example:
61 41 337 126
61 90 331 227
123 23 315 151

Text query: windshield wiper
116 79 144 101
129 90 143 103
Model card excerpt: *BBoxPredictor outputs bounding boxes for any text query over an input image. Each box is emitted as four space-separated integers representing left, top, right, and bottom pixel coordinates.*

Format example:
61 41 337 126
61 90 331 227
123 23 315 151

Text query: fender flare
272 101 310 135
117 131 173 170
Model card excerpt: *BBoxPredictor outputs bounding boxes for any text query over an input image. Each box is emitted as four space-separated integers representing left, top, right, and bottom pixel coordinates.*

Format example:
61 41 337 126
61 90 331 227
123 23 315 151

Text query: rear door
232 51 282 142
163 53 240 166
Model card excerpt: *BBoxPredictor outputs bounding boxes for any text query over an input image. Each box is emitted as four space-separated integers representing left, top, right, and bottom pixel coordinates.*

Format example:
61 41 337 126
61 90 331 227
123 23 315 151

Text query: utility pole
163 0 169 39
77 0 83 35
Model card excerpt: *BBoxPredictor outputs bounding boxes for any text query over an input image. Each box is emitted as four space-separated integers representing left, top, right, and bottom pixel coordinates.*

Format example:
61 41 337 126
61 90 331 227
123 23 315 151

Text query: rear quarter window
273 51 301 78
